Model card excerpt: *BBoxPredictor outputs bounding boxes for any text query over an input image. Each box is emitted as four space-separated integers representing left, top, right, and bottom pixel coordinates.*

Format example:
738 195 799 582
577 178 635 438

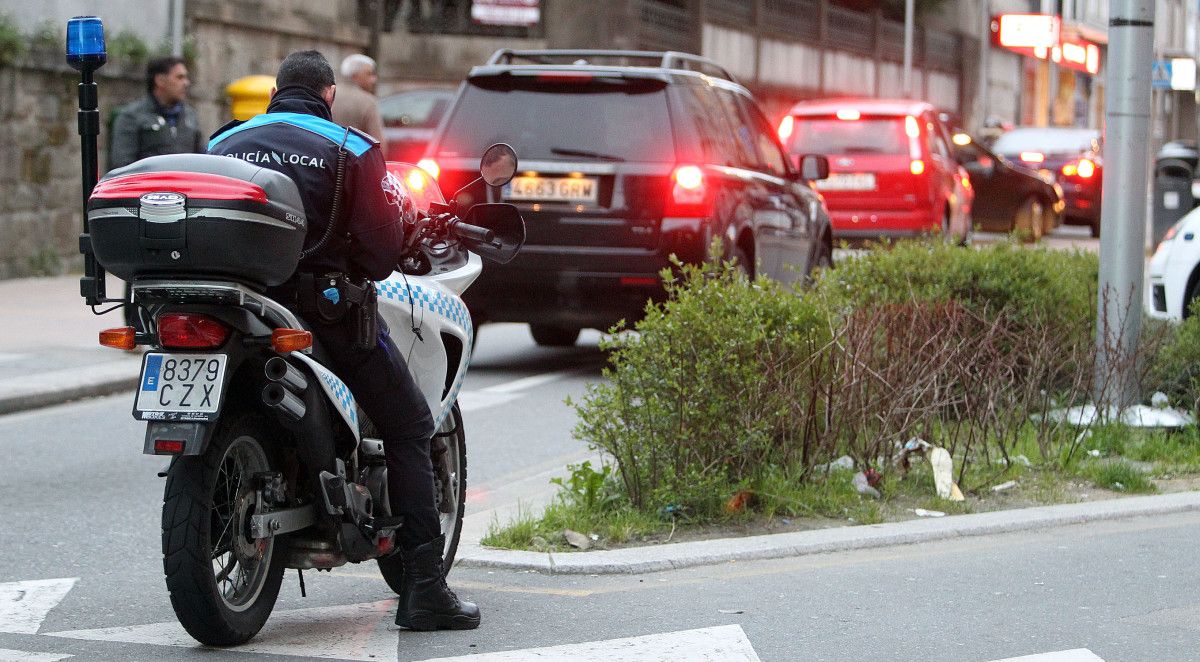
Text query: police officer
207 50 480 631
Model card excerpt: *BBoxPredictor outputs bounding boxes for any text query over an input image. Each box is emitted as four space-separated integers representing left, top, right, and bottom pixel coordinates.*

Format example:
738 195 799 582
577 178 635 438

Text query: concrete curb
0 360 140 415
455 491 1200 574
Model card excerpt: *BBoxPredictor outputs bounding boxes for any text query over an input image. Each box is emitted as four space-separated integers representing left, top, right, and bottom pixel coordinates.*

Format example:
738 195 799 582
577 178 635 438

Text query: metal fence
640 0 697 52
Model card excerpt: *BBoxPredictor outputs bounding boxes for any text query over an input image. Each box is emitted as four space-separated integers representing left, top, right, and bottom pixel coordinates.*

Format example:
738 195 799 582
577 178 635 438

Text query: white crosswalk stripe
47 600 397 661
417 625 760 662
0 579 78 635
47 601 760 662
0 650 72 662
989 650 1105 662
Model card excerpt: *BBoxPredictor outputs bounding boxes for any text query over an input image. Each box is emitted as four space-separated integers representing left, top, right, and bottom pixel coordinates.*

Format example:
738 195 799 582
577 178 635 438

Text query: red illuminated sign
993 14 1061 50
992 14 1100 75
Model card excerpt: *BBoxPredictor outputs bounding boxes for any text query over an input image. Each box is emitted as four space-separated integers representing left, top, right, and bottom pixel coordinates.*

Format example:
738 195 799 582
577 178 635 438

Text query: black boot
394 535 480 630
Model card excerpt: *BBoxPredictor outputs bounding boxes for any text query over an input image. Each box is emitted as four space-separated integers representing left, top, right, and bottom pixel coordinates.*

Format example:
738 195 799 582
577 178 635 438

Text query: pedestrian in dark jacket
110 56 204 329
208 50 481 632
109 56 203 169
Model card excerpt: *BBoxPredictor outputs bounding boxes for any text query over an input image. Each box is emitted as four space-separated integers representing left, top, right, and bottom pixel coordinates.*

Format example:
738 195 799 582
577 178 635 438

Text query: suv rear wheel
530 325 581 347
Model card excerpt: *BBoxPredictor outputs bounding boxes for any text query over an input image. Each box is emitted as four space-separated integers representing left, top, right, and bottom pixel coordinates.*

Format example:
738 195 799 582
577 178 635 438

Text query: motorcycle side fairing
376 252 481 429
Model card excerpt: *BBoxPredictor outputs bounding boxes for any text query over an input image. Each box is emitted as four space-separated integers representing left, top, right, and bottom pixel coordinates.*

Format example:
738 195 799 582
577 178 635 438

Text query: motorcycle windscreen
463 203 525 264
384 162 446 214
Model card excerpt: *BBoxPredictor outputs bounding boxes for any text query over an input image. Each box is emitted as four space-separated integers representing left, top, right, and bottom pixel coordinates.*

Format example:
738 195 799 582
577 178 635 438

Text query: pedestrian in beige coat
332 54 387 154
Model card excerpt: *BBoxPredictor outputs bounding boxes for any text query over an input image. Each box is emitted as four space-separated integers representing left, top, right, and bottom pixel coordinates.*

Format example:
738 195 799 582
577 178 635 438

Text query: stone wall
0 46 141 279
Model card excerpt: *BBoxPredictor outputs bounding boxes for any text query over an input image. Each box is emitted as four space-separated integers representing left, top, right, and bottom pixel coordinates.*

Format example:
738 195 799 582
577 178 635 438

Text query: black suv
423 49 833 346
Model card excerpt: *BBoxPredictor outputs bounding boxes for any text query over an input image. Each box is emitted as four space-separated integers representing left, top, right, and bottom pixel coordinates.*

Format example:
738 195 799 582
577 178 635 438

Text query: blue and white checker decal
376 280 471 331
376 278 473 428
291 352 360 441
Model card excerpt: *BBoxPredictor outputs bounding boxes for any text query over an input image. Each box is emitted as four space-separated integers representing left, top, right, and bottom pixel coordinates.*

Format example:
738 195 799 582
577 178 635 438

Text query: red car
779 98 971 243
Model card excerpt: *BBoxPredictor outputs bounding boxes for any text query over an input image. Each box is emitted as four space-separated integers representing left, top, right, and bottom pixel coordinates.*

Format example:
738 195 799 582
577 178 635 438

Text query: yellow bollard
225 75 276 121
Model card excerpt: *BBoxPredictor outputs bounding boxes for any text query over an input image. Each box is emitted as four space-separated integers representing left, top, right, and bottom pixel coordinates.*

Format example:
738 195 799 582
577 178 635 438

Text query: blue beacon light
66 16 106 70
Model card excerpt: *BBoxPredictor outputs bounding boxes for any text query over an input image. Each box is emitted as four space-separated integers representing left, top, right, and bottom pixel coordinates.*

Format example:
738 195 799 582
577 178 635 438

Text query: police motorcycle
67 16 524 647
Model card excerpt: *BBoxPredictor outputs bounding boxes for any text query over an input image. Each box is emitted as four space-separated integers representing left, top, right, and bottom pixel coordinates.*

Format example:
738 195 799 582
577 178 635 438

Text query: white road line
0 578 78 635
457 390 520 413
47 600 398 661
479 368 589 395
418 625 760 662
989 650 1105 662
0 650 72 662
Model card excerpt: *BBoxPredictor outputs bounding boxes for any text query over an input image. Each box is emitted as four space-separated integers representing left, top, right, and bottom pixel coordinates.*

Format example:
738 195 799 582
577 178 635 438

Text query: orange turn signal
99 326 136 350
271 328 313 353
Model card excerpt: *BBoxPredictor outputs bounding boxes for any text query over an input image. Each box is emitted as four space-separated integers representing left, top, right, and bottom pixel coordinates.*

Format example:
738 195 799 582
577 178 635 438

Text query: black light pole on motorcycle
66 16 110 306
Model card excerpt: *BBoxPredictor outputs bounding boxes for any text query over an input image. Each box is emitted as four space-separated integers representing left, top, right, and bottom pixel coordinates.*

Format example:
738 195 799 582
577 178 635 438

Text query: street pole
977 0 990 128
902 0 914 96
170 0 184 57
1095 0 1156 407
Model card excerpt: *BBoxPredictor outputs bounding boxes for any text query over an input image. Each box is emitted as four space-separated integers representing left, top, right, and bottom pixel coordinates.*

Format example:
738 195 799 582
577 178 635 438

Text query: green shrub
573 253 834 517
0 14 26 66
107 31 149 66
1146 307 1200 409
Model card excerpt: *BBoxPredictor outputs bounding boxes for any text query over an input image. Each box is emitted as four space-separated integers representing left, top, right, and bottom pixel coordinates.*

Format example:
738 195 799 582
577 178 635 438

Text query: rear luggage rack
486 49 735 83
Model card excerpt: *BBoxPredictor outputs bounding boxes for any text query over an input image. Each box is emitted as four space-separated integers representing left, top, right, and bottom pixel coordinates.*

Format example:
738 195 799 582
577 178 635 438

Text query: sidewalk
0 274 141 414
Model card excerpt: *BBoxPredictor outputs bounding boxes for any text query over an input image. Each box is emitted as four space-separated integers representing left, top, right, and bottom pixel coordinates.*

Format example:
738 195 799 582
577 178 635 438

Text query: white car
1147 207 1200 320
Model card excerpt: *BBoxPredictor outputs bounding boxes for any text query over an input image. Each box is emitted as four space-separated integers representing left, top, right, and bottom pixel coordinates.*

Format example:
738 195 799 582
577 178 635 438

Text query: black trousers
305 313 439 550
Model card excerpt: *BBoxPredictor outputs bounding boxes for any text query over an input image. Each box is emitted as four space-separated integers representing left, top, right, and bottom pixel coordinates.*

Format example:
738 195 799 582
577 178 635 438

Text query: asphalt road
0 228 1175 662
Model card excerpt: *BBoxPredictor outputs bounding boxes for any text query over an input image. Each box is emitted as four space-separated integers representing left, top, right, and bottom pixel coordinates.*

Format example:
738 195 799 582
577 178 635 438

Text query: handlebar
451 220 495 245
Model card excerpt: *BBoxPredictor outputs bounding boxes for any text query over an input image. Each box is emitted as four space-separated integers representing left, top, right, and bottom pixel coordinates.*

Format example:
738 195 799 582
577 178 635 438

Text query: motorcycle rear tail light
158 313 231 349
153 439 186 454
99 326 136 350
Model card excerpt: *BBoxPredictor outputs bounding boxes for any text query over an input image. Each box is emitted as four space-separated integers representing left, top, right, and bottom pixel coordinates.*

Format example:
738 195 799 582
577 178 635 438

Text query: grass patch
1081 460 1156 493
754 467 882 524
481 499 664 552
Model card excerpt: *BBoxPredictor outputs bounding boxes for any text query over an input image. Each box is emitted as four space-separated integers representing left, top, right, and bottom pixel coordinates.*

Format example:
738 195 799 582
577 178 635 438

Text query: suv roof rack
485 49 736 83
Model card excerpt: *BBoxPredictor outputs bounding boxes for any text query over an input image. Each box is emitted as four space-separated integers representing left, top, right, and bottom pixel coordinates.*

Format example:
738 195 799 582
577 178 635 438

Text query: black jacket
207 86 403 280
109 95 203 170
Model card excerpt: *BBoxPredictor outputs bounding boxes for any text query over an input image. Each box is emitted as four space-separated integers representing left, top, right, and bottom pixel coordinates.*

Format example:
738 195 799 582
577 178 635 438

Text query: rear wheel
1014 197 1044 243
530 325 581 347
378 404 467 594
162 414 286 646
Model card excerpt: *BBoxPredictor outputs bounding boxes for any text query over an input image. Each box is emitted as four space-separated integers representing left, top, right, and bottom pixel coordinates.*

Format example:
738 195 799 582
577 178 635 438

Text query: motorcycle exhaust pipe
265 356 308 393
262 383 306 421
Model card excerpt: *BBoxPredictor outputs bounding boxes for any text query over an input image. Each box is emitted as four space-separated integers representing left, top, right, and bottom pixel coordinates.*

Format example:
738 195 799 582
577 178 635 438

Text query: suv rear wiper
551 147 625 162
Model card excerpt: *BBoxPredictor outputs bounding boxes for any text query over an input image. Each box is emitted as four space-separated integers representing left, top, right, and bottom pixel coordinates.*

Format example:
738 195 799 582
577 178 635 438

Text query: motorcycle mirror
463 203 525 264
479 143 518 188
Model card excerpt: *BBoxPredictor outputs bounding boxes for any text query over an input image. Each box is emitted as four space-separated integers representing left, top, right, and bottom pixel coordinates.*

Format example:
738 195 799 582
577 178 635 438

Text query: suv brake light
778 115 794 142
666 165 711 217
417 158 440 180
158 313 231 350
536 72 594 83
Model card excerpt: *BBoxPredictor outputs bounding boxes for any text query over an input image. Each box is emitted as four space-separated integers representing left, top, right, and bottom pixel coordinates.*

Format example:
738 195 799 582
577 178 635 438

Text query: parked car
989 127 1102 237
379 88 454 163
951 131 1064 241
1147 207 1200 320
778 98 971 243
421 49 834 346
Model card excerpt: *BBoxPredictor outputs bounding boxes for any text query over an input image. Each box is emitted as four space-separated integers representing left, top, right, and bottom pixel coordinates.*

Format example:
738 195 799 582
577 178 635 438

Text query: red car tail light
535 72 595 83
666 165 711 217
1077 158 1096 178
910 160 926 176
416 158 440 180
777 115 794 142
158 313 231 350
